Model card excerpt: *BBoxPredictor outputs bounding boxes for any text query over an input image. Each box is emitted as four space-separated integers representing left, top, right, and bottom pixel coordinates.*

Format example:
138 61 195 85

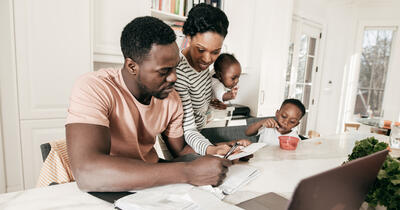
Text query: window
354 28 396 117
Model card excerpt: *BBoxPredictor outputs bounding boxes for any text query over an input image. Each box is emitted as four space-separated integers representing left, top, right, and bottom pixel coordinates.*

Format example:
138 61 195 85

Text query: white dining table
0 132 392 210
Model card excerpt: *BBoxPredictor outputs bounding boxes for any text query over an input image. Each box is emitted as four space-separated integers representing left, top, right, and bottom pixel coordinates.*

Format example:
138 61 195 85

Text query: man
66 16 231 192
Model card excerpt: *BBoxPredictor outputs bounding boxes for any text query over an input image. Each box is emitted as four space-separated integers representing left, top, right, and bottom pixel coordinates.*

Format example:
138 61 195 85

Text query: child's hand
224 89 237 101
262 118 280 129
231 86 238 98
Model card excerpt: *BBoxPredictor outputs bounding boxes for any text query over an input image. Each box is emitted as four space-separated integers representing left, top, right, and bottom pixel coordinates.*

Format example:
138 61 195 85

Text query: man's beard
137 76 172 100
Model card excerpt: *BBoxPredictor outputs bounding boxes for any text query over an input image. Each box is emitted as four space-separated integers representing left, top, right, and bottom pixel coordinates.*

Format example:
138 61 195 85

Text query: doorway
284 17 323 136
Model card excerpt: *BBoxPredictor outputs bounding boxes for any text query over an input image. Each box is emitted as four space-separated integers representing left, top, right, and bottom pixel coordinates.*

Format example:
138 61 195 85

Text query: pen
224 142 240 159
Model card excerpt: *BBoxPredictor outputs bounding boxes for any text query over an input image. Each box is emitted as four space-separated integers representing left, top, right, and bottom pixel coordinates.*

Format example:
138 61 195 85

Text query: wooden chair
38 140 74 187
308 130 320 138
370 127 389 136
344 123 360 132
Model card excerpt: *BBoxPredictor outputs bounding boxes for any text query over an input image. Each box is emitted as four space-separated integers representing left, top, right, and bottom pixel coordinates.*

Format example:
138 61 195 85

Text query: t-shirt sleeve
257 126 266 136
66 74 111 127
163 91 184 138
211 77 226 102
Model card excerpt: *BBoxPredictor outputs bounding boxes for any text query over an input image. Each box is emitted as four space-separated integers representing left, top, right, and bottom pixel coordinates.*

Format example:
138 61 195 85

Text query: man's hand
261 118 280 129
184 155 232 186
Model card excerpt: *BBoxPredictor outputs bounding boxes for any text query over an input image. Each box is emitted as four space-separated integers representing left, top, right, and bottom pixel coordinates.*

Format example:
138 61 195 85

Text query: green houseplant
346 137 400 209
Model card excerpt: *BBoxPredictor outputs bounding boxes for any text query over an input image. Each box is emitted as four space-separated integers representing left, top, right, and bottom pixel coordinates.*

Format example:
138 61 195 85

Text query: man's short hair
183 3 229 38
120 16 176 64
213 53 239 74
281 98 306 117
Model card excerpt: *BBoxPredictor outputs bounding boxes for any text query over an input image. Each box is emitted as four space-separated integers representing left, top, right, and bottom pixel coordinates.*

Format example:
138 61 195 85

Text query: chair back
37 140 74 187
344 123 360 132
40 143 51 162
370 127 389 135
308 130 320 138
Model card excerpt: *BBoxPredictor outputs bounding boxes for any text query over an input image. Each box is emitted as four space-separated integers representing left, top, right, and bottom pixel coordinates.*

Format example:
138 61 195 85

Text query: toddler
245 99 306 145
211 53 241 105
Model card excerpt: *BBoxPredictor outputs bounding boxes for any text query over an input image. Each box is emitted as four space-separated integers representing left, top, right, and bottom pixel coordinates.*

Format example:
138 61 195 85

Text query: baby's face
275 103 302 134
220 63 241 89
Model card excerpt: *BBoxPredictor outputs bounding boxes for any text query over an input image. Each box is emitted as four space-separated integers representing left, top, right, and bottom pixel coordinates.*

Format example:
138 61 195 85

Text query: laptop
237 149 389 210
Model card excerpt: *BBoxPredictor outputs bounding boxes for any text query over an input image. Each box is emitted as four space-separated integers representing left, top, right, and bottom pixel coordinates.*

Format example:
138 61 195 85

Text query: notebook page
227 143 266 160
218 164 260 195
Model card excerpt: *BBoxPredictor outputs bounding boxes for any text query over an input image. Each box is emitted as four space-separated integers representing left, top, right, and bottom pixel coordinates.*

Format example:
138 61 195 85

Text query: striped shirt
174 54 213 155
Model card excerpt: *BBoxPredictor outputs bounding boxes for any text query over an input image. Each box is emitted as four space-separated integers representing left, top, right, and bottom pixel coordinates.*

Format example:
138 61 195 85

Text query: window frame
343 20 399 126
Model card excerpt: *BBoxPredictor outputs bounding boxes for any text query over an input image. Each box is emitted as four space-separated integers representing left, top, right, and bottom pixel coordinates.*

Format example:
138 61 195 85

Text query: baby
245 99 306 145
211 53 241 105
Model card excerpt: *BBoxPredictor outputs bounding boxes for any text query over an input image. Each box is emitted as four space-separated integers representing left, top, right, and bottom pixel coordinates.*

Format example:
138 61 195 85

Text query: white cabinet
227 0 294 117
1 0 92 191
93 0 151 63
13 0 92 120
223 0 257 73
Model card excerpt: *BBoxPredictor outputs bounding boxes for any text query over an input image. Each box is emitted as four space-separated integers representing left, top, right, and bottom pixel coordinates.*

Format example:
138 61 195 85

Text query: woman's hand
206 144 232 155
210 99 227 110
209 139 253 162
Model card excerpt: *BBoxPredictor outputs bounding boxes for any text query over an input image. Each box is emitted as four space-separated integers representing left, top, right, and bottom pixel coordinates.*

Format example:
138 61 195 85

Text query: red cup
279 136 300 150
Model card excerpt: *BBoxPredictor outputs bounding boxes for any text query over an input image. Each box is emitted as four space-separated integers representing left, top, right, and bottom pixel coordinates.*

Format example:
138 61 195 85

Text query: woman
175 3 250 156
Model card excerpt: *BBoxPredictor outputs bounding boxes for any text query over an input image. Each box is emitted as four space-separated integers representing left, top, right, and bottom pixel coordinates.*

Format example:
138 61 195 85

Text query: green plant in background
346 137 400 209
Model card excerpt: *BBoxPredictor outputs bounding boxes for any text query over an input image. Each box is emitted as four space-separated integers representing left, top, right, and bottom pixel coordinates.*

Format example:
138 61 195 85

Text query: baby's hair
213 53 239 74
281 98 306 117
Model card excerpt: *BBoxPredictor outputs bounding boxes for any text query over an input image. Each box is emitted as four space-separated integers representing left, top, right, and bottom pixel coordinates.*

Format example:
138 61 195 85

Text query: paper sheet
227 143 266 160
218 164 261 195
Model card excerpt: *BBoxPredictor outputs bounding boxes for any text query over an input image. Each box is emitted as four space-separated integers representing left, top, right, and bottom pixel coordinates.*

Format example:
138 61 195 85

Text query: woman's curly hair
183 3 229 38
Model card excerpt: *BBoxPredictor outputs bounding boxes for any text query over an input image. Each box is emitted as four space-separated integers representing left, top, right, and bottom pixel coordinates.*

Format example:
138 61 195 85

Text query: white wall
0 0 24 192
316 4 357 135
293 0 328 21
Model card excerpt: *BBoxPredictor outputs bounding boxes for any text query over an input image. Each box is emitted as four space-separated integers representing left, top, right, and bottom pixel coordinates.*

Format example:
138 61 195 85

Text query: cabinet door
223 0 256 73
94 0 151 63
20 119 66 189
13 0 92 120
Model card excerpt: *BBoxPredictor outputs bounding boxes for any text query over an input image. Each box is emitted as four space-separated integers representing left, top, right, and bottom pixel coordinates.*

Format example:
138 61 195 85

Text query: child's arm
245 120 264 136
222 86 238 101
245 117 279 136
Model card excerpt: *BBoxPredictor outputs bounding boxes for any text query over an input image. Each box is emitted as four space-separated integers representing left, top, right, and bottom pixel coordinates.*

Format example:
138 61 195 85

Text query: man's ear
125 58 138 75
275 109 279 117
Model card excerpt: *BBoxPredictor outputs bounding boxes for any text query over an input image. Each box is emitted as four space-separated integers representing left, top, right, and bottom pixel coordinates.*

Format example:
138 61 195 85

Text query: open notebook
114 164 260 210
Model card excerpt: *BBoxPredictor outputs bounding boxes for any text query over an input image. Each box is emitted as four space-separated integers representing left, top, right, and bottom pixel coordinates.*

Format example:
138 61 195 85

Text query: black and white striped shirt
174 54 213 155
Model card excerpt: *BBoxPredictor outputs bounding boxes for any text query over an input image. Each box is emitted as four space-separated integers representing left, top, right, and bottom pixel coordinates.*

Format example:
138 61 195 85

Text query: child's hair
281 98 306 117
213 53 239 74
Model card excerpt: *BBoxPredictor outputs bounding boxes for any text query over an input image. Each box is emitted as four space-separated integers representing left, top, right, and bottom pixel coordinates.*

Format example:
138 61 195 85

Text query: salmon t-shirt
66 68 184 163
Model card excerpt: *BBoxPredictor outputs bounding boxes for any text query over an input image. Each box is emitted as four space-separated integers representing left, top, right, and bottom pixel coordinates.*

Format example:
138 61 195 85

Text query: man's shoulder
74 68 120 88
165 90 182 104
